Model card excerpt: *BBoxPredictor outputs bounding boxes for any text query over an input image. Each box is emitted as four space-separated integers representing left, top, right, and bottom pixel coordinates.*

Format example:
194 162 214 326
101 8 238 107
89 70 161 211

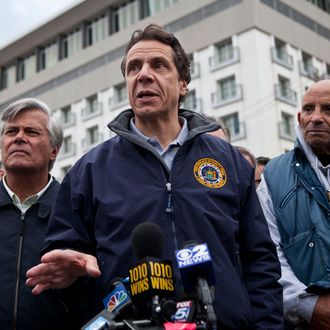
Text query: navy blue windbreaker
44 109 283 329
0 179 83 329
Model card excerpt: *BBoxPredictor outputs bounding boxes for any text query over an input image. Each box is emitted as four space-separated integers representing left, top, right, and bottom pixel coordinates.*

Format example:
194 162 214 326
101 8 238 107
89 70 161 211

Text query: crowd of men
0 24 329 330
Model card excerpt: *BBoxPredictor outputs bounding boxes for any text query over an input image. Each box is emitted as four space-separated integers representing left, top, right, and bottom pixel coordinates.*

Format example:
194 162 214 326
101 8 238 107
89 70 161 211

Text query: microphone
171 300 196 323
81 309 154 330
128 222 176 323
81 277 134 330
102 277 133 317
175 242 217 330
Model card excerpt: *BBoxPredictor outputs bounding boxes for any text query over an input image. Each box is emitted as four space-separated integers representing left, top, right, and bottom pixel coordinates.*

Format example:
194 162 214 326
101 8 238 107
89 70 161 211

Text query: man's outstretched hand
26 249 101 295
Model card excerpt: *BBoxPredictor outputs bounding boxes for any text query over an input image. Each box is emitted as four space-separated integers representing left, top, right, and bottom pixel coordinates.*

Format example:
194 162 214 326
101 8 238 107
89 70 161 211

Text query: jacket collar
0 179 59 211
108 108 220 142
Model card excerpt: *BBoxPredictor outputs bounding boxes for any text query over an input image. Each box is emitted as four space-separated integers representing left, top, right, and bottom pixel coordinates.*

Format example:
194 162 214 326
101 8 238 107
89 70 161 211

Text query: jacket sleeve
44 163 96 255
257 176 318 325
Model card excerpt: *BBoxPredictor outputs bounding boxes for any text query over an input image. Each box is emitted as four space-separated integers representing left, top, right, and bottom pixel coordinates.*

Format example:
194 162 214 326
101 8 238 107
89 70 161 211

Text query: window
110 1 139 34
183 90 199 111
216 39 234 63
82 126 102 150
88 126 99 145
110 83 128 109
62 136 74 154
84 15 108 48
60 29 82 59
16 58 25 82
325 63 330 79
146 0 180 15
212 76 242 107
0 67 7 90
37 47 46 72
279 112 295 141
271 38 293 69
82 95 102 118
210 39 239 70
189 54 200 79
219 76 236 100
275 76 297 105
115 84 127 104
299 52 318 79
222 113 245 141
302 52 313 73
60 106 75 127
305 0 330 13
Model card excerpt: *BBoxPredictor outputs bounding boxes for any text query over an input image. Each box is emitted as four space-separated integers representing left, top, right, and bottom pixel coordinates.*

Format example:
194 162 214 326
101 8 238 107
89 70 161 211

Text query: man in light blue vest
258 79 330 330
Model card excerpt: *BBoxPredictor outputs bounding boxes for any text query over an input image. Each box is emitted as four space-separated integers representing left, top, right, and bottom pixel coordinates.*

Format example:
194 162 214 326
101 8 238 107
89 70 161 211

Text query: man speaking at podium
27 24 283 329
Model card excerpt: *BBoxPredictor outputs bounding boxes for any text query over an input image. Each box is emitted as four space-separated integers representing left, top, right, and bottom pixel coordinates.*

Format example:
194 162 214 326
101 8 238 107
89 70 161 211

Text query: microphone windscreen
131 222 164 260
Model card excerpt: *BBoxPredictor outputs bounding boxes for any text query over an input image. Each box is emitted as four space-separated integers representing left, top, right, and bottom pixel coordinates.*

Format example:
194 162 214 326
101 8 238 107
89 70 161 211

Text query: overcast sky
0 0 83 49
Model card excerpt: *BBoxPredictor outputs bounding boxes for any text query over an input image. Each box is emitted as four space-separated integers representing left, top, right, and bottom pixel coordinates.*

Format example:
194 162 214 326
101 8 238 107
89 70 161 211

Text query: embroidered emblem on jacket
194 158 227 188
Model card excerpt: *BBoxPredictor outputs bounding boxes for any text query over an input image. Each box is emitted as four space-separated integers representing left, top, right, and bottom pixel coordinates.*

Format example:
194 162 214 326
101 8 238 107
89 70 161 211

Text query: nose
310 106 325 124
14 128 27 143
138 63 153 83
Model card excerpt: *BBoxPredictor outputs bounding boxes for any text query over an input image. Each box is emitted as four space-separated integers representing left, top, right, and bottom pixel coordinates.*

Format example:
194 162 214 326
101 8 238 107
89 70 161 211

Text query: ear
297 112 302 126
50 146 59 161
179 80 188 97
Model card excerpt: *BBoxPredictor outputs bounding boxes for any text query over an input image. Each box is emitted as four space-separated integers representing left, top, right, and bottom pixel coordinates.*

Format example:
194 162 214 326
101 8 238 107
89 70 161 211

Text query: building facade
0 0 329 179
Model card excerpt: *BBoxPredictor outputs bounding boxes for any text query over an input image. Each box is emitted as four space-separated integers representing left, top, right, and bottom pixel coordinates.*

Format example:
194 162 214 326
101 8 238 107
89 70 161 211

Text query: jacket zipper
165 182 173 213
164 175 179 252
13 212 25 330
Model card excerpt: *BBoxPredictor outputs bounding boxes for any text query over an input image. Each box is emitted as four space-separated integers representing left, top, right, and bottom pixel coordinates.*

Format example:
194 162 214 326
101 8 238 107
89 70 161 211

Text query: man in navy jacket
0 98 81 329
27 24 283 329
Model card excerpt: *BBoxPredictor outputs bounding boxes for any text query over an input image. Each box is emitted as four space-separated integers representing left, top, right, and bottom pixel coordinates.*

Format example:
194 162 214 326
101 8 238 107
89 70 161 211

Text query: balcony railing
182 97 203 113
212 84 243 108
60 112 76 128
278 121 296 141
209 47 240 71
109 96 129 111
274 84 297 106
58 142 76 159
82 133 103 151
227 121 246 142
271 47 293 70
190 62 200 79
81 102 103 120
299 61 320 81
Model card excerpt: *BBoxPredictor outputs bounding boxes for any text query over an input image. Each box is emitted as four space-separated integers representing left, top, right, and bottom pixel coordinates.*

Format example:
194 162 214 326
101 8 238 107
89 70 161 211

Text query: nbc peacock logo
107 290 128 312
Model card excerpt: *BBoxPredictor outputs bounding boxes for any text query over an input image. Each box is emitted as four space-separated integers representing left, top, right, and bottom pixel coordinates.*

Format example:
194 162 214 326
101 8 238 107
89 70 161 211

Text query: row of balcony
58 133 104 159
271 47 329 81
217 120 295 143
61 82 300 128
58 119 295 161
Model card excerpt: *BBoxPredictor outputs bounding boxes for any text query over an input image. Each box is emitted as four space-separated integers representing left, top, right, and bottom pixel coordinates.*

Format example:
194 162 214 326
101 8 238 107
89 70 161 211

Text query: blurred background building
0 0 329 179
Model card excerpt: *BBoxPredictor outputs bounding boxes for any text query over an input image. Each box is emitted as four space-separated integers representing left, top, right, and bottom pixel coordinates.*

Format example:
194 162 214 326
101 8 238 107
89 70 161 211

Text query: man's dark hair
121 24 191 103
256 156 270 166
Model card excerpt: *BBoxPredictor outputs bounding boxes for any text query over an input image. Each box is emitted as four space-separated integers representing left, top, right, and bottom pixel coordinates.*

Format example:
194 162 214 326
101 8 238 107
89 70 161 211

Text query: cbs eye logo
176 249 193 261
176 244 209 261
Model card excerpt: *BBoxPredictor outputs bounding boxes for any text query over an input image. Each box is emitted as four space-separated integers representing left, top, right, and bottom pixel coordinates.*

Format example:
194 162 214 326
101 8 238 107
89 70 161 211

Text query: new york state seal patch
194 158 227 188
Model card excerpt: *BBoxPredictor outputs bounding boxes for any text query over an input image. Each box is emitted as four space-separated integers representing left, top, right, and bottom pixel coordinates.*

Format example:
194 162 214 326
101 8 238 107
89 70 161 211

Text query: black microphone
175 242 217 330
128 222 176 323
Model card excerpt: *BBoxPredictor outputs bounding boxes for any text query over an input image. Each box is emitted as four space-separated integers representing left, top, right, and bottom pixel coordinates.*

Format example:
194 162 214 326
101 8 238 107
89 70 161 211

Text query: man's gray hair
0 98 63 171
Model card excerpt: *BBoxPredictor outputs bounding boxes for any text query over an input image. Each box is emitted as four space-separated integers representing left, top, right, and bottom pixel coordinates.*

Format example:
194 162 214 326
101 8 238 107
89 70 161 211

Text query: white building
0 0 329 180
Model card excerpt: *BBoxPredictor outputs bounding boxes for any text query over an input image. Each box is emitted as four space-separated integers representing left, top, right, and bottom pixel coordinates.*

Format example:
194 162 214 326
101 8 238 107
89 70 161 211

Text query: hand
310 294 330 330
26 249 101 295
